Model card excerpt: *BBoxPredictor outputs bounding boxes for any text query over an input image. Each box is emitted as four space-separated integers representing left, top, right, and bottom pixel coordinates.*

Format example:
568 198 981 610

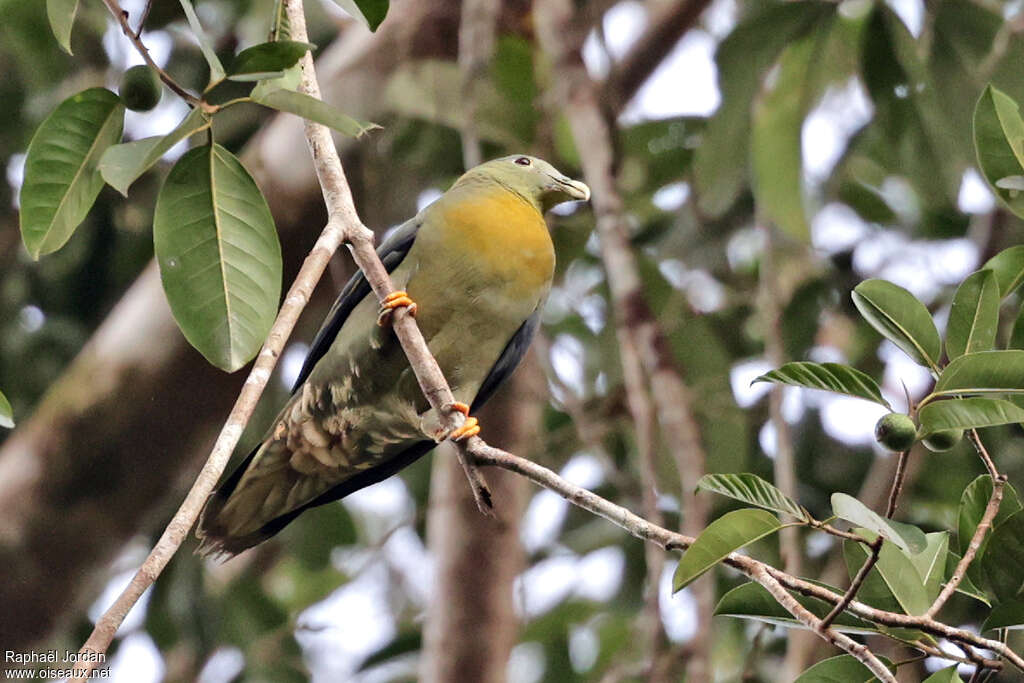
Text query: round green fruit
874 413 916 451
119 65 162 112
923 428 963 452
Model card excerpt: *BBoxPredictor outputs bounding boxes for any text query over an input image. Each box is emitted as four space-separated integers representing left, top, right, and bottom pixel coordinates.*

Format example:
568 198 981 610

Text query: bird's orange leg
447 401 481 441
377 290 417 326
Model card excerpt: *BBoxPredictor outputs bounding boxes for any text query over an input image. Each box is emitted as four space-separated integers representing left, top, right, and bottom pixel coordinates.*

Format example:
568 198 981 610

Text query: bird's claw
450 416 480 441
377 290 417 326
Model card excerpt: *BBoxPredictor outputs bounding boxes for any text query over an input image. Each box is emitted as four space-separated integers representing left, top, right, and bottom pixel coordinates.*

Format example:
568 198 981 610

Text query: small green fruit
874 413 916 451
119 65 162 112
923 428 964 452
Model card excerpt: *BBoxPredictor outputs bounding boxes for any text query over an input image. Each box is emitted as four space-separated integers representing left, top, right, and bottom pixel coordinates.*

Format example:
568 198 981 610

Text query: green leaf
46 0 78 54
751 35 816 241
852 279 941 370
227 41 314 82
981 598 1024 631
974 85 1024 218
794 654 893 683
1010 303 1024 350
153 143 282 371
0 389 13 429
943 550 990 606
982 245 1024 298
696 473 808 521
331 0 389 31
100 107 209 196
844 531 946 616
933 350 1024 398
983 509 1024 602
922 666 962 683
753 361 890 408
714 581 881 634
831 493 927 554
957 475 1021 558
946 269 999 359
918 397 1024 436
252 89 379 138
673 509 782 592
19 88 125 259
179 0 226 83
694 1 834 217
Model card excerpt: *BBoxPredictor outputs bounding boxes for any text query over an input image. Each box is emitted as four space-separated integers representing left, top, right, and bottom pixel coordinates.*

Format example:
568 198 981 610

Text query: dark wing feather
291 218 421 392
201 272 543 556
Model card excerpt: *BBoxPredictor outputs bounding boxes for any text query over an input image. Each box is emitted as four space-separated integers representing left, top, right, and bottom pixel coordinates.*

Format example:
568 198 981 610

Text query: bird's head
461 154 591 212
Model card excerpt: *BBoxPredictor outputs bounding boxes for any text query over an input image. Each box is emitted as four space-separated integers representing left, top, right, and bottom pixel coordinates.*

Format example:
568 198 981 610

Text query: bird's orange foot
377 290 417 326
450 416 480 441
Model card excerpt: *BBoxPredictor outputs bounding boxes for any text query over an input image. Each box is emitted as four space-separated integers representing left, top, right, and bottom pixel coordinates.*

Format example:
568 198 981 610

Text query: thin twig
100 0 202 106
134 0 153 39
926 474 1005 618
970 429 1000 479
820 536 882 628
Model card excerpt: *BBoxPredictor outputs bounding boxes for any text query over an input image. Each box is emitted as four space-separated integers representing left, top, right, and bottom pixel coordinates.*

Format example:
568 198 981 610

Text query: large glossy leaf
714 581 884 634
943 550 990 606
946 269 999 359
933 350 1024 398
982 245 1024 297
842 539 903 613
981 599 1024 631
696 473 808 520
0 389 12 429
753 361 889 408
958 475 1021 558
673 509 782 591
831 493 927 554
331 0 389 31
179 0 225 83
918 397 1024 436
252 89 378 138
47 0 78 54
983 509 1024 602
922 666 962 683
1010 304 1024 350
19 88 125 259
153 143 282 371
844 531 946 616
852 279 941 370
100 107 209 196
227 41 313 81
794 654 893 683
974 85 1024 218
694 1 834 217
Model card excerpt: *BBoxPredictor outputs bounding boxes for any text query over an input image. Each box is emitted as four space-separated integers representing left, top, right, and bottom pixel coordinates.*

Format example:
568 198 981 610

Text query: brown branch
534 1 713 678
100 0 202 107
603 0 715 115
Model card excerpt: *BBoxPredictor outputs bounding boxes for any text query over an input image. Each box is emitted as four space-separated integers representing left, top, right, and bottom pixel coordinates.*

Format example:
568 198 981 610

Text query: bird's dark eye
515 157 531 166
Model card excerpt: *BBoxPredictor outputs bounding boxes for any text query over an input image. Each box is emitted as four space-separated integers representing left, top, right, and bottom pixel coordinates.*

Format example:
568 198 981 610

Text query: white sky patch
550 333 587 397
563 454 606 489
7 153 25 209
382 526 433 606
958 168 996 214
569 624 599 673
805 531 835 559
651 181 690 211
621 30 721 121
578 293 607 333
18 305 45 333
854 233 977 304
759 420 777 458
521 489 569 553
581 1 647 79
886 0 925 36
802 78 874 182
812 203 871 254
89 567 153 636
820 395 889 445
342 477 413 543
881 340 934 404
659 260 726 313
107 632 164 683
726 227 765 273
515 554 579 617
198 647 245 683
416 188 443 212
123 97 192 159
661 566 698 642
297 562 397 682
574 546 625 602
508 642 546 683
730 358 773 407
703 0 739 38
280 342 309 389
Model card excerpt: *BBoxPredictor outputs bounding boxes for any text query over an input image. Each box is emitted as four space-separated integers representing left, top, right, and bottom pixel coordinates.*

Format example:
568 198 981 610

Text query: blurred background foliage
4 0 1024 680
